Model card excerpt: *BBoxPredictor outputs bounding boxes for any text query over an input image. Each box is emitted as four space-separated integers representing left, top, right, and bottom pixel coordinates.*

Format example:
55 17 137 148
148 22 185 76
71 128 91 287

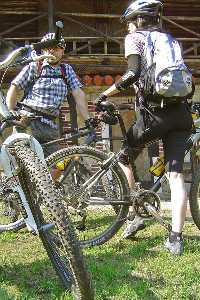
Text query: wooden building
0 0 200 184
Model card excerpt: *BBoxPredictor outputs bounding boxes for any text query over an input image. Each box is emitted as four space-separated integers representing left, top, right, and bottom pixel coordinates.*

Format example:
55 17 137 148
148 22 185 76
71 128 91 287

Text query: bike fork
0 185 54 234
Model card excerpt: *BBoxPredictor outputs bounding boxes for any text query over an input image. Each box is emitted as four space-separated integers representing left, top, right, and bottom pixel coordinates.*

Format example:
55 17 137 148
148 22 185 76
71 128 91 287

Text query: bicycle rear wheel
46 146 130 247
189 166 200 230
15 142 94 300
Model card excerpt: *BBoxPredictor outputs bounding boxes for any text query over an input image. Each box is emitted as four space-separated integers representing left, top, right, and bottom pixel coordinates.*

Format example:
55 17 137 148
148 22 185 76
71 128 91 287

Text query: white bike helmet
41 32 66 49
121 0 163 22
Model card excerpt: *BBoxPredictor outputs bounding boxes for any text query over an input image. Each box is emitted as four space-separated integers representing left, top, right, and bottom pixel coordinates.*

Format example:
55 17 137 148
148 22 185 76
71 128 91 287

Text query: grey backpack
142 31 193 104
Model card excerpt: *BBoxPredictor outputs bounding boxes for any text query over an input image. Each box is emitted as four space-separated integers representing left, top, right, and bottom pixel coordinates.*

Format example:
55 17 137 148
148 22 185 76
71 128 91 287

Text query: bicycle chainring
134 190 161 218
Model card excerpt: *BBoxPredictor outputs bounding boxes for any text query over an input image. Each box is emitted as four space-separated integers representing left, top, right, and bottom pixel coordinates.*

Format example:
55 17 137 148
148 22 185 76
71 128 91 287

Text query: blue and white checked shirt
12 61 82 115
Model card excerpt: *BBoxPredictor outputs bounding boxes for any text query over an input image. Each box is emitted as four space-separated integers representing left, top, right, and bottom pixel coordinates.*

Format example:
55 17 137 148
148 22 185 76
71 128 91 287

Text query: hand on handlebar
8 110 21 119
95 100 116 113
94 100 119 125
3 109 41 128
85 117 99 129
94 94 107 112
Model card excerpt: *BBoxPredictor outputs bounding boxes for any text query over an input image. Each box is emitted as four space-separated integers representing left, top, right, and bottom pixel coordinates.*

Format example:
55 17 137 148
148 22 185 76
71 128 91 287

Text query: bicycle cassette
134 190 161 218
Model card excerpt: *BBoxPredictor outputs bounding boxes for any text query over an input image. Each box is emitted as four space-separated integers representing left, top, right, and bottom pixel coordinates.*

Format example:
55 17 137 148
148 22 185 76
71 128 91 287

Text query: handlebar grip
31 39 59 51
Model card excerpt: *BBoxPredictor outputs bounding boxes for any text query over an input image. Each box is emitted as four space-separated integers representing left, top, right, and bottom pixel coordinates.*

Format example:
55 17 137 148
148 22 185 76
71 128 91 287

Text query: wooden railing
2 36 200 59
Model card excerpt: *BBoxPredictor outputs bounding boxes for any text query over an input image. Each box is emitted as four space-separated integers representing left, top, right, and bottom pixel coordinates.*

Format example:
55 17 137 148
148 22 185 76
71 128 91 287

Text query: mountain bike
46 100 200 248
0 37 94 299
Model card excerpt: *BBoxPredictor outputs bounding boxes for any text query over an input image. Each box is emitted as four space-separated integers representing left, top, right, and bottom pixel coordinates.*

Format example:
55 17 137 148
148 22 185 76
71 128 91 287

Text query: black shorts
29 120 60 157
17 119 60 157
126 102 193 173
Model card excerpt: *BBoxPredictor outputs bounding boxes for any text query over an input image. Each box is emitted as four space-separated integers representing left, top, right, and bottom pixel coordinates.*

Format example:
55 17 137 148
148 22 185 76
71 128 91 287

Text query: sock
169 231 182 242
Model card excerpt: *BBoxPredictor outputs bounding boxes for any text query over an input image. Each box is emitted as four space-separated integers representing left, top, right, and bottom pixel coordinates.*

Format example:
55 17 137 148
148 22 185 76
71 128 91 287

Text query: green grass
0 215 200 300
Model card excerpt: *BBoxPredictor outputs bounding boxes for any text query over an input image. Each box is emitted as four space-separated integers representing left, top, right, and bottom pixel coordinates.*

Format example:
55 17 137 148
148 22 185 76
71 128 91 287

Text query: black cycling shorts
126 102 193 173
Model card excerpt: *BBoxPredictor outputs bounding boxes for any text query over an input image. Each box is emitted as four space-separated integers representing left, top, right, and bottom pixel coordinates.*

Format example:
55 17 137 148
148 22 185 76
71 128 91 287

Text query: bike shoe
164 237 183 256
121 215 146 239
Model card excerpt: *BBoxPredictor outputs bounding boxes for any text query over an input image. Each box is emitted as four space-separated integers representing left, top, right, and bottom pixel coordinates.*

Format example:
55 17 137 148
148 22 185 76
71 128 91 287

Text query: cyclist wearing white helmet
94 0 194 255
6 31 92 156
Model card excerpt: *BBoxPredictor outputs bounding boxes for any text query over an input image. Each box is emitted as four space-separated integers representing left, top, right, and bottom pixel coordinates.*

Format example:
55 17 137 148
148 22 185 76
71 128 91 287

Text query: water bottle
56 158 71 171
149 155 165 176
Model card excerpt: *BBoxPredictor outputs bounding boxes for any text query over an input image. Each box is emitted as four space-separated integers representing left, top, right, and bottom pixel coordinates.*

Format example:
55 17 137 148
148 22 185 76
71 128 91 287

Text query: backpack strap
60 63 70 90
35 60 43 79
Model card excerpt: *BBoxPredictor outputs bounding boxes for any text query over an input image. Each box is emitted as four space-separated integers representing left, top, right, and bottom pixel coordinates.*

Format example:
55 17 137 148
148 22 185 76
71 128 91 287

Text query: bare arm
72 88 91 120
6 84 21 111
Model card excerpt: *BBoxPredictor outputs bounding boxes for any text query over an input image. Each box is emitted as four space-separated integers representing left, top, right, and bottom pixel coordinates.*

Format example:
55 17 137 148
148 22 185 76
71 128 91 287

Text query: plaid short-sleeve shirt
12 61 82 114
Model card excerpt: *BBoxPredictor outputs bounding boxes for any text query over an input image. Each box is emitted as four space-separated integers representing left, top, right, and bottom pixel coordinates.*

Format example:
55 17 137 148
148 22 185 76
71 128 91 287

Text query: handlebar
0 47 27 70
0 47 56 70
0 113 42 134
0 20 64 120
0 20 65 70
0 46 56 118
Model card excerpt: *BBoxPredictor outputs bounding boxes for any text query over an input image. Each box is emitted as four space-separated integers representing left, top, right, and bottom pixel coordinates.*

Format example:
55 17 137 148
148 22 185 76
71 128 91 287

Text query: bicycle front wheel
46 145 130 247
189 166 200 230
15 142 94 300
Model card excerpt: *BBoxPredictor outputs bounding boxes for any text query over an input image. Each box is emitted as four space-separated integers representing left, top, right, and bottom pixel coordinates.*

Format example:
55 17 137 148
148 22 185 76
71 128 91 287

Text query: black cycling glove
94 94 107 112
85 117 98 128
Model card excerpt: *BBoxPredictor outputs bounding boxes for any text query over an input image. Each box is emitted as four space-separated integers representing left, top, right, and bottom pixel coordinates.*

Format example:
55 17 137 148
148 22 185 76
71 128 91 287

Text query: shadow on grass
0 258 71 300
87 234 165 300
85 216 200 300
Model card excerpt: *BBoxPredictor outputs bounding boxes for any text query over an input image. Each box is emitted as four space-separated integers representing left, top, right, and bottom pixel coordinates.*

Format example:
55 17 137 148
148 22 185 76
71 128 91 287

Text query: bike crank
134 190 172 232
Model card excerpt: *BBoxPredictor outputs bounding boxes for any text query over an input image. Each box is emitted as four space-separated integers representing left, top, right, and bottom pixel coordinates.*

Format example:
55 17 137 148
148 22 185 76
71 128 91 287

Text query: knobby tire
14 142 94 300
189 166 200 230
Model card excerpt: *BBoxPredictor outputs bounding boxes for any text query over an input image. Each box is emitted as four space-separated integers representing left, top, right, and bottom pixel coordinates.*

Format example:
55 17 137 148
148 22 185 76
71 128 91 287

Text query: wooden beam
162 16 200 38
0 13 47 37
184 43 200 55
168 16 200 22
0 11 40 15
57 12 120 18
58 13 200 23
61 15 121 45
1 11 200 23
3 36 200 42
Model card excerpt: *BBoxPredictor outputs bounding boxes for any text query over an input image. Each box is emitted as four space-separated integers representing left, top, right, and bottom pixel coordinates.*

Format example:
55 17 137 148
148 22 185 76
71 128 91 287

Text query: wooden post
104 40 108 55
48 0 54 32
72 41 77 54
88 40 92 54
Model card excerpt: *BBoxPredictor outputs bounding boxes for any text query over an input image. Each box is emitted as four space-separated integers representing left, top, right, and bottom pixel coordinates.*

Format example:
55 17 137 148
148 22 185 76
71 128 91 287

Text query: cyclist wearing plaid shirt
6 32 92 156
